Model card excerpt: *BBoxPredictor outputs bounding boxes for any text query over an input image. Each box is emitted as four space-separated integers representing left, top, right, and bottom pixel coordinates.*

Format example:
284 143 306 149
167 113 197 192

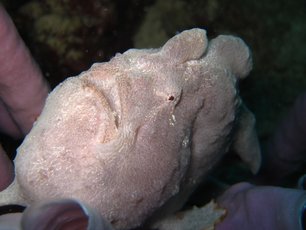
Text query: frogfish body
0 29 260 230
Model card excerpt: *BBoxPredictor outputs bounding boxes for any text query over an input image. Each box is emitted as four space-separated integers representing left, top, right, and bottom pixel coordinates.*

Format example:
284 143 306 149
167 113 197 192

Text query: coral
17 0 115 81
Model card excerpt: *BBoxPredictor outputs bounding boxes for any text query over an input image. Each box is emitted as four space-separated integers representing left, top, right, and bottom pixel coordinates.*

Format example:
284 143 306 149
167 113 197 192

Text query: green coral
19 2 44 18
34 14 83 60
19 1 85 62
134 0 193 48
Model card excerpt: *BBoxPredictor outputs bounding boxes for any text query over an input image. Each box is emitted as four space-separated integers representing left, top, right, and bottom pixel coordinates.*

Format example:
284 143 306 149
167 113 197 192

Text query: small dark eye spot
168 96 174 101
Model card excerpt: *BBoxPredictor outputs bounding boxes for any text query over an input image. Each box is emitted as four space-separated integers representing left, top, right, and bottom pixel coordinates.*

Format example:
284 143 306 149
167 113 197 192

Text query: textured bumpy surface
151 200 226 230
0 28 261 229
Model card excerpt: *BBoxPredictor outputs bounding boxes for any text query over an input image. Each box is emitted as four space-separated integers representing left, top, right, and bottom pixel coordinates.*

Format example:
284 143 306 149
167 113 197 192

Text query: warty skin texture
0 28 261 229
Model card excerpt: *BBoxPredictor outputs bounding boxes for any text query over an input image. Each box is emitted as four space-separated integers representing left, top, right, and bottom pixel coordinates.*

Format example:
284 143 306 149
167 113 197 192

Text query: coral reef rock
0 28 261 230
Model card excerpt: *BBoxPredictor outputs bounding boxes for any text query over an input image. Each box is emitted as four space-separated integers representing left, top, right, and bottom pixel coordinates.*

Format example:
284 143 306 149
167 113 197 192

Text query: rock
150 200 226 230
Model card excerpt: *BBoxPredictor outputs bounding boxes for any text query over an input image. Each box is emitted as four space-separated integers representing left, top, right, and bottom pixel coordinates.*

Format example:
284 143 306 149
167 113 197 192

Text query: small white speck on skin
182 135 190 148
169 114 176 126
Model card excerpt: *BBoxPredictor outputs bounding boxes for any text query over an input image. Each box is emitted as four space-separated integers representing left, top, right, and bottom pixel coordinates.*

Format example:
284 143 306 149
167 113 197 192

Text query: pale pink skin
0 24 260 229
0 5 49 189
